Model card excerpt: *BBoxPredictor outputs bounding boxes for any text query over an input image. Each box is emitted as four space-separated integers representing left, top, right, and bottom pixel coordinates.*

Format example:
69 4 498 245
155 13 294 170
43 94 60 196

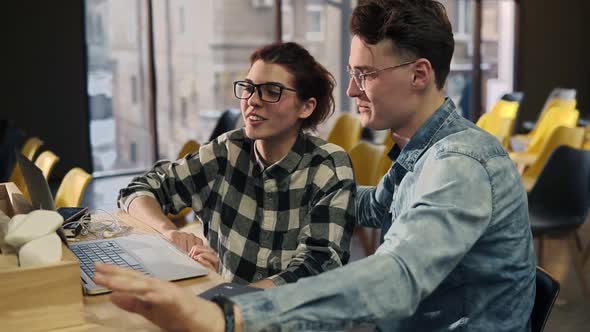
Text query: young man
95 1 536 331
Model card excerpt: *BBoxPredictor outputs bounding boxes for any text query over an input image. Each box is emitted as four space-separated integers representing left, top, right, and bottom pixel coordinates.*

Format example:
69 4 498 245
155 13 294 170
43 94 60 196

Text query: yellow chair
510 106 579 157
9 137 44 200
477 113 515 148
349 142 386 186
477 99 520 148
168 140 201 225
34 150 60 180
177 140 200 160
327 113 363 152
512 98 577 151
518 126 585 191
54 168 92 208
374 130 396 183
349 142 386 256
583 127 590 150
20 137 44 160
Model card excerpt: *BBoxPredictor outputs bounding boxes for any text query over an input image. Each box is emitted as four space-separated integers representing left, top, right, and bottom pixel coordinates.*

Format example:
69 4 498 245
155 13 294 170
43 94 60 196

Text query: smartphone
57 207 88 238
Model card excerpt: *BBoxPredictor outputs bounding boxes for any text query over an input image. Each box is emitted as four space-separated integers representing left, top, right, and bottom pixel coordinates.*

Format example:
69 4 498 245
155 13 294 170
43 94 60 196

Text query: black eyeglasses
233 80 296 103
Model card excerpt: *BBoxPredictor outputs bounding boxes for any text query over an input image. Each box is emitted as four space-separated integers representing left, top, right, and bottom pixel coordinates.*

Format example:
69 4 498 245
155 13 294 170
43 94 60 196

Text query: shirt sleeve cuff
232 291 281 331
118 191 157 212
267 273 287 286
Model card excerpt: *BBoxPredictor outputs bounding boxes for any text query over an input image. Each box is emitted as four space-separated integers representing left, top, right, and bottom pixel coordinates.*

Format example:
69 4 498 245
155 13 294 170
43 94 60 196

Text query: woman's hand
93 263 224 332
188 244 220 272
162 229 204 253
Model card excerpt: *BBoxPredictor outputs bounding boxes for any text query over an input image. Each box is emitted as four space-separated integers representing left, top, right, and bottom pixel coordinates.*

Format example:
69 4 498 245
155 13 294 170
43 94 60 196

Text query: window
131 76 138 104
85 0 154 174
282 0 355 137
181 97 188 123
153 0 274 160
306 3 324 41
179 6 186 34
130 142 137 162
438 0 515 118
252 0 273 8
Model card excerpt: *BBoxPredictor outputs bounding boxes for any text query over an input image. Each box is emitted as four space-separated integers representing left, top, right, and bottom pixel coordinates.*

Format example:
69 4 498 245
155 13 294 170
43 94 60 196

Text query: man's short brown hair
350 0 454 89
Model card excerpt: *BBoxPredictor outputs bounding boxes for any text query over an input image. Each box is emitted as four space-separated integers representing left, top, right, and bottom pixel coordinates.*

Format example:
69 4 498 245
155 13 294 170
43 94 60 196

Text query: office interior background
1 1 589 331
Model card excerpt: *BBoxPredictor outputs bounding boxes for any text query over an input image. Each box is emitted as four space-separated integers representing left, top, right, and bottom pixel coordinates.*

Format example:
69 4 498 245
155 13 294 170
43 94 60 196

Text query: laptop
15 151 209 294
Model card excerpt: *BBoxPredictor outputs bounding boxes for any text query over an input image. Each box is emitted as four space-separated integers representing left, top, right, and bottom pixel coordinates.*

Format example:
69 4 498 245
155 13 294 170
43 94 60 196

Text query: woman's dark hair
250 42 335 131
350 0 454 90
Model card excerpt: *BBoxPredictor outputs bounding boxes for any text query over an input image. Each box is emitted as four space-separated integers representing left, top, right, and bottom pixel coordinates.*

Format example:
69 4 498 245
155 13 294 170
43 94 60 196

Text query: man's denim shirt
232 98 536 332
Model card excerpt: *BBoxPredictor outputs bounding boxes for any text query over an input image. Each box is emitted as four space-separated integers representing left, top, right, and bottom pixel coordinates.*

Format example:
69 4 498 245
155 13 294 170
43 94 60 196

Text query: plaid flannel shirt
118 128 356 285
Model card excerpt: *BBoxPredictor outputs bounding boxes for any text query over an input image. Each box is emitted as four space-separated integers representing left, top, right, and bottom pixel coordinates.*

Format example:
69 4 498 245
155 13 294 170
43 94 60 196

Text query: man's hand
93 263 225 332
188 244 220 271
162 230 203 253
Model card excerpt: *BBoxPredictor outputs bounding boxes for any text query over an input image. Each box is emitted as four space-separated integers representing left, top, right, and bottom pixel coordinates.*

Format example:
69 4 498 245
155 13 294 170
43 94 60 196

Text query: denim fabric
232 98 536 331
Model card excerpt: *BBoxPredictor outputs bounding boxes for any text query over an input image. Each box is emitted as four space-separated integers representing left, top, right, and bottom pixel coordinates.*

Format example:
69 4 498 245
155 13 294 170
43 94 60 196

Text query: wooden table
56 212 224 331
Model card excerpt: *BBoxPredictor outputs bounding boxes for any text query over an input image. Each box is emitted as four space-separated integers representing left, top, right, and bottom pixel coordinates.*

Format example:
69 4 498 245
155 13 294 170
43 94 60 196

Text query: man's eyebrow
349 65 376 71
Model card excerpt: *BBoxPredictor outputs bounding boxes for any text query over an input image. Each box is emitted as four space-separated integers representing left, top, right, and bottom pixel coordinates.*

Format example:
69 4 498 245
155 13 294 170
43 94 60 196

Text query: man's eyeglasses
233 81 296 103
347 60 416 91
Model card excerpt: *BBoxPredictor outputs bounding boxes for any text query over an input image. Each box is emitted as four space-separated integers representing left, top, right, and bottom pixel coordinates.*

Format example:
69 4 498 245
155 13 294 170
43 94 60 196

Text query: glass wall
441 0 516 118
152 0 276 160
85 0 154 175
281 0 355 138
85 0 516 174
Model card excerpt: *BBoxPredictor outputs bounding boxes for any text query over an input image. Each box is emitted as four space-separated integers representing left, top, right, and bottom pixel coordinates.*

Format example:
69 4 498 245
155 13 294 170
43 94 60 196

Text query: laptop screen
15 150 56 211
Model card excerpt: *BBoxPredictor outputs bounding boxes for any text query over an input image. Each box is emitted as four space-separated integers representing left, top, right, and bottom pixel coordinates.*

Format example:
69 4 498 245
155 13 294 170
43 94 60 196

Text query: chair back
523 126 585 182
349 142 386 186
583 127 590 150
501 91 524 104
208 109 241 142
527 107 579 153
177 140 200 159
528 146 590 218
531 267 560 332
527 88 577 134
327 114 362 152
34 150 60 180
20 137 44 160
477 113 515 148
54 168 92 208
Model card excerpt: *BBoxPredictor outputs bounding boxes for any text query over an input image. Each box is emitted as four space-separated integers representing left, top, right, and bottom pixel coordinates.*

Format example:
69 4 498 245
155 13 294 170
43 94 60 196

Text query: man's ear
411 58 434 90
298 97 317 120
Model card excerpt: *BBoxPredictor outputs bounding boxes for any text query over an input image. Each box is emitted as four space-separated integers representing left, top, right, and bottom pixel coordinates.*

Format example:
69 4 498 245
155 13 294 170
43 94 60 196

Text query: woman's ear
298 97 317 120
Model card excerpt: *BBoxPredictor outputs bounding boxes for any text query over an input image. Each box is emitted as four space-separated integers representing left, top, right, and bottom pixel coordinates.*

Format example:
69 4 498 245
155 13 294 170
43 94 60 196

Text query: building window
181 97 188 123
95 15 104 43
281 0 294 40
306 3 324 41
179 6 186 34
130 142 137 162
252 0 273 8
131 76 138 104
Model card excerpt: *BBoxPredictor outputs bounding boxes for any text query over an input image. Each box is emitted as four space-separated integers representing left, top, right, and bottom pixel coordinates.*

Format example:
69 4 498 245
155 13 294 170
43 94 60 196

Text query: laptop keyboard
70 241 151 279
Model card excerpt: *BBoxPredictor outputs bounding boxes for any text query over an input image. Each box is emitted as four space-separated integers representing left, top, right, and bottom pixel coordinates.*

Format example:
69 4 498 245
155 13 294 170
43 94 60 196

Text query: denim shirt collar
389 98 457 180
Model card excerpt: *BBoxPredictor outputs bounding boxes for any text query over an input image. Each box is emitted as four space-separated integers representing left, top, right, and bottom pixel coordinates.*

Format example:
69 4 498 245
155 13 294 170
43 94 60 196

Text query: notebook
15 151 209 294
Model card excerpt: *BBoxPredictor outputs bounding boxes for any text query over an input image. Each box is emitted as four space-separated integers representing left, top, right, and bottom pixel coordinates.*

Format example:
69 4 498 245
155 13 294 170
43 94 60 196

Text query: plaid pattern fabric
118 128 356 285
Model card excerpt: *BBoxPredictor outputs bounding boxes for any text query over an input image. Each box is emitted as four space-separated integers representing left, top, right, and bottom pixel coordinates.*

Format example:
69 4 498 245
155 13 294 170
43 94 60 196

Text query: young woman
118 42 355 287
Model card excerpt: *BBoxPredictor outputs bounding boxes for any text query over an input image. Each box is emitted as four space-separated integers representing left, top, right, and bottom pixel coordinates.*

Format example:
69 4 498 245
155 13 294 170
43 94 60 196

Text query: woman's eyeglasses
233 80 296 103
